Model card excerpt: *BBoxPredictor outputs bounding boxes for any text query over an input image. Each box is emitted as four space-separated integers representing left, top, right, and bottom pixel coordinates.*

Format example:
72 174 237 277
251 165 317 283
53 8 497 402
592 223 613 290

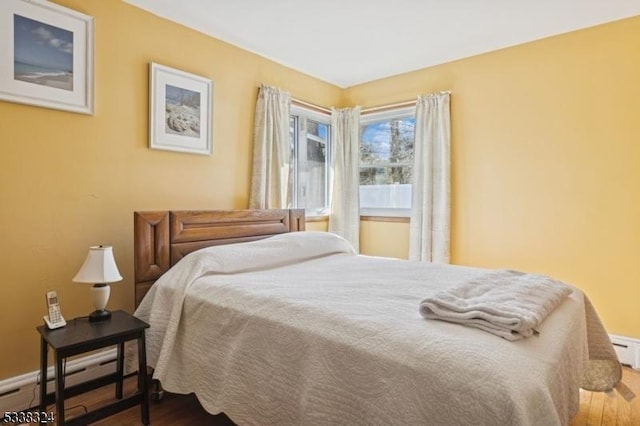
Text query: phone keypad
50 307 62 324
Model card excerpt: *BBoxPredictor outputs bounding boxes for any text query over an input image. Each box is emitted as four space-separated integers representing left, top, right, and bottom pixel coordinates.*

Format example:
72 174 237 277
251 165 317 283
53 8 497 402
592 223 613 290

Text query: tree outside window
360 108 415 215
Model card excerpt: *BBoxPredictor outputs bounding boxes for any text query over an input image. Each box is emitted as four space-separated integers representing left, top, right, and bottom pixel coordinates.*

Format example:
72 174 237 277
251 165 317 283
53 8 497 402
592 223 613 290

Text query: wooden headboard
133 209 305 307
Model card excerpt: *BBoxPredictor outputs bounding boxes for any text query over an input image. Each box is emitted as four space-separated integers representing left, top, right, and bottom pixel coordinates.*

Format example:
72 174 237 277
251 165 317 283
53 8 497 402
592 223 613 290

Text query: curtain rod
361 99 416 114
292 90 450 115
361 91 451 114
291 98 415 115
291 98 332 114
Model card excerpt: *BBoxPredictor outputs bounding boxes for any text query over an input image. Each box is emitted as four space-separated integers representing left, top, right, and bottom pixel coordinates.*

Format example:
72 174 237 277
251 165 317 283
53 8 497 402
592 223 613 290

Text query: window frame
359 105 416 218
290 105 332 218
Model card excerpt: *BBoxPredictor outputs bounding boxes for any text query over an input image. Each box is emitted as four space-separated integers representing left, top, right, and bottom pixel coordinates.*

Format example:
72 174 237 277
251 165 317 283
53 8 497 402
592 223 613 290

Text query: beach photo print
14 14 74 91
0 0 93 114
149 63 213 155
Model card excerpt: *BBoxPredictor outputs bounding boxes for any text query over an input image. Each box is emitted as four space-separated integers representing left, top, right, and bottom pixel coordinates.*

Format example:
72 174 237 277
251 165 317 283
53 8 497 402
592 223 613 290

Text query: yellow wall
307 219 410 259
360 220 409 258
0 0 342 379
346 16 640 338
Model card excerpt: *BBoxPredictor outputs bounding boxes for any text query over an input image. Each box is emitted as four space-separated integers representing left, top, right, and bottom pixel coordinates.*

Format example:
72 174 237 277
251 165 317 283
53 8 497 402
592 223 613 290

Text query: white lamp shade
73 245 123 284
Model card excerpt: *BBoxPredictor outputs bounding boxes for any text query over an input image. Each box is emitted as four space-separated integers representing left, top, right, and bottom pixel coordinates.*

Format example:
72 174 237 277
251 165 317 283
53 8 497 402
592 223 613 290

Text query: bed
133 209 621 426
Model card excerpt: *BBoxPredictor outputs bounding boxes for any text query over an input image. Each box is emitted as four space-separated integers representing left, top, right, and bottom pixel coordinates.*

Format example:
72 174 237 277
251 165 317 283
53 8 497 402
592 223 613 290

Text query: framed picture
150 63 213 155
0 0 94 114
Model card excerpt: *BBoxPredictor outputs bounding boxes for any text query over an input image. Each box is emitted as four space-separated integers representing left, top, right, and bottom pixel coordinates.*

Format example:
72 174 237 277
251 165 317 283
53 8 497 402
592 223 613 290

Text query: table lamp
73 245 123 322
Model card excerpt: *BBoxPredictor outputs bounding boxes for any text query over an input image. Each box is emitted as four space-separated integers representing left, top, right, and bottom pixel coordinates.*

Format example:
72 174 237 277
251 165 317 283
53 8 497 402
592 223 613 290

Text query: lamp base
89 309 111 322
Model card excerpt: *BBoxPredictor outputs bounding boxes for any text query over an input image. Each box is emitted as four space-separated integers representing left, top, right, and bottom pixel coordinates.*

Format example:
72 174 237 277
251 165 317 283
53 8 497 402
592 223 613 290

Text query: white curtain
409 91 451 263
329 106 361 251
249 85 292 209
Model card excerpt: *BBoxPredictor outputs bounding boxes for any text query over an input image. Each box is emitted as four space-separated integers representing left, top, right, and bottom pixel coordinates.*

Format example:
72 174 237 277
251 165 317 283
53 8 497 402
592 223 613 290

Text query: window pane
290 106 332 213
360 166 412 185
360 118 415 166
289 116 297 202
307 120 328 142
298 120 328 210
360 183 412 209
359 111 415 215
289 116 296 150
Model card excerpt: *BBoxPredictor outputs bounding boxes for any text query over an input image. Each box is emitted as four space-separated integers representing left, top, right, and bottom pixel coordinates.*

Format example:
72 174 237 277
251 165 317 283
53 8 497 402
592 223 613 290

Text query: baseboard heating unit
0 348 117 412
610 334 640 370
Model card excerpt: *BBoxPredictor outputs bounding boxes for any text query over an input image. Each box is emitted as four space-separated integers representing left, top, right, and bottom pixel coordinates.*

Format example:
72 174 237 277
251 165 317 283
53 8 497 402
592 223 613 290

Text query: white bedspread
135 232 620 426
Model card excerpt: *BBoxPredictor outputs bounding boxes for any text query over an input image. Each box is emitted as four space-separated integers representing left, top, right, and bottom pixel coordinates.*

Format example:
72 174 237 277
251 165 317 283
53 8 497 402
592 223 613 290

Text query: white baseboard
610 334 640 370
0 348 117 412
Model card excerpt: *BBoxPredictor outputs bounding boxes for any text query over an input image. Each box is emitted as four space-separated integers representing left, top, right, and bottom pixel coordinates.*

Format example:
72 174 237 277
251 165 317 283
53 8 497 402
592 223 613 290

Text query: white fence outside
359 184 411 209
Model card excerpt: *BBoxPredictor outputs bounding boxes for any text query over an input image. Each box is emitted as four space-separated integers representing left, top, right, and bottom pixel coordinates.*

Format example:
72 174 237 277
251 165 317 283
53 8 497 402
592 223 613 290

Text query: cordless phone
44 291 66 329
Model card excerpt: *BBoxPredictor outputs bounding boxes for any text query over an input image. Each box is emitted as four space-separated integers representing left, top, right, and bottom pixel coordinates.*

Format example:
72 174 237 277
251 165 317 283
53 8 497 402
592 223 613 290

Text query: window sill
360 207 410 217
303 214 410 223
360 216 409 223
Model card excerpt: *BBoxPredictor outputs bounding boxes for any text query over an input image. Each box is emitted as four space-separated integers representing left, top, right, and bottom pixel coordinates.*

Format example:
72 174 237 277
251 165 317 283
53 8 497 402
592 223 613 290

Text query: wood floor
17 366 640 425
571 367 640 426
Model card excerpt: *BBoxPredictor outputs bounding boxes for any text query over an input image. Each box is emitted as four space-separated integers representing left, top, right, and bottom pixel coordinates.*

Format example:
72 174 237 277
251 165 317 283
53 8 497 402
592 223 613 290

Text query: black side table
36 310 150 426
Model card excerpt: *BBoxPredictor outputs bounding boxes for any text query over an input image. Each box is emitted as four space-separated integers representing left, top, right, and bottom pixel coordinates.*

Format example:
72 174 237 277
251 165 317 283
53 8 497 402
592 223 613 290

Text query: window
290 105 331 216
359 106 415 217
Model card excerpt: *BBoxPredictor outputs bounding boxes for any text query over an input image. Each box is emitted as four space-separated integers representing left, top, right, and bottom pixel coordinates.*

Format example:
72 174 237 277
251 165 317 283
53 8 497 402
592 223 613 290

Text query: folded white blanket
419 269 573 341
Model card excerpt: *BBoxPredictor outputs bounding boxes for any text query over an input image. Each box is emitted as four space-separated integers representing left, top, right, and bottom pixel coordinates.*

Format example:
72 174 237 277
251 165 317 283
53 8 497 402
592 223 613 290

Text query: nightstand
36 310 150 426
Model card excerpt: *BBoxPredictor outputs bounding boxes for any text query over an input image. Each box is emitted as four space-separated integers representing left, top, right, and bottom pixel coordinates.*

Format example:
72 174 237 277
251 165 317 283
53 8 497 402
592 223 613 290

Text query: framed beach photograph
0 0 94 114
150 63 213 155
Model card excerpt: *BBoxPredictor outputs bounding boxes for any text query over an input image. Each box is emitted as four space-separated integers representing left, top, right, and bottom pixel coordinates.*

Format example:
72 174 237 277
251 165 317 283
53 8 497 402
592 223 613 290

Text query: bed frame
133 209 305 307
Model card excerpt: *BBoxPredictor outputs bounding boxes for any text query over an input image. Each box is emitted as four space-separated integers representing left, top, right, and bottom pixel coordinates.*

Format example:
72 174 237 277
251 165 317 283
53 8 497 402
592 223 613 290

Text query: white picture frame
150 63 213 155
0 0 94 114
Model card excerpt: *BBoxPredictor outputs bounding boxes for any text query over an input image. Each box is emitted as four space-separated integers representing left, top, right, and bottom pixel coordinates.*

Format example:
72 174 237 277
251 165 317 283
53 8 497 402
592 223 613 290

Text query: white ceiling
124 0 640 88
